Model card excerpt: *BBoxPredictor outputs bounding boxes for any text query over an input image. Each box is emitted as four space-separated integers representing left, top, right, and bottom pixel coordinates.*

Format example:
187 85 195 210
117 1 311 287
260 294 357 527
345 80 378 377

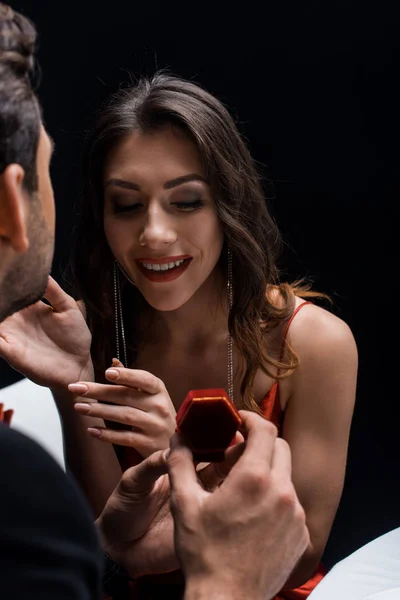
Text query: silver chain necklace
227 247 234 401
114 252 234 403
113 262 132 367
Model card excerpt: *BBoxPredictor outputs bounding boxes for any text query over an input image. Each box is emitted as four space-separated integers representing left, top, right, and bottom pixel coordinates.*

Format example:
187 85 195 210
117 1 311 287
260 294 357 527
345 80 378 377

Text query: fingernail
87 427 102 438
74 403 91 414
68 383 88 394
105 368 119 380
111 358 124 367
163 449 170 461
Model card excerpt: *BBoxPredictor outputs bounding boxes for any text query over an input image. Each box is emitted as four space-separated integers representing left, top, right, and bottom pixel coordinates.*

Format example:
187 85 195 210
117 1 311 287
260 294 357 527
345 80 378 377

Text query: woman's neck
147 271 228 351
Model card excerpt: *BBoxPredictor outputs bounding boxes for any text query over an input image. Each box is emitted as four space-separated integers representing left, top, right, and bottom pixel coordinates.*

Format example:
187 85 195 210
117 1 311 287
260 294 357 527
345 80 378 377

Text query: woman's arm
280 304 358 589
53 386 122 518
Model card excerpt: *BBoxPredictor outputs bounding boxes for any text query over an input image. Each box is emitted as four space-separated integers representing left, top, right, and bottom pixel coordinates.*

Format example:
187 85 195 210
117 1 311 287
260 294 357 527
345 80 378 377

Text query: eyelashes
112 198 204 214
113 203 141 214
173 199 204 211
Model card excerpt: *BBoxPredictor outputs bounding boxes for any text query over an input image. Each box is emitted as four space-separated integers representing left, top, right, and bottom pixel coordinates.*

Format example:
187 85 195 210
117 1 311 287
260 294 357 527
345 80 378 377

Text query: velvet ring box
176 388 242 462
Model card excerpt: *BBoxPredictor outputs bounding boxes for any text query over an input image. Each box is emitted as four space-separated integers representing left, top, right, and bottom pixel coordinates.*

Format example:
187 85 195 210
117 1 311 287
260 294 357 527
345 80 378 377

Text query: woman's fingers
70 367 175 455
104 367 163 394
69 368 164 398
86 425 150 449
74 400 148 428
111 357 124 368
68 382 146 407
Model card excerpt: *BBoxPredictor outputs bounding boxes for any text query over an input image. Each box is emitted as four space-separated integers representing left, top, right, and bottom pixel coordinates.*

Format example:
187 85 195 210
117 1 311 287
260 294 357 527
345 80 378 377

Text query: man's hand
96 437 246 579
168 411 310 600
96 450 176 579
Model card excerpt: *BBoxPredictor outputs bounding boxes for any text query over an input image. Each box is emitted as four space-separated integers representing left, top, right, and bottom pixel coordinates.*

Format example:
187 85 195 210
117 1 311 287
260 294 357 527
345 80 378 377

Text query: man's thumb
119 450 168 496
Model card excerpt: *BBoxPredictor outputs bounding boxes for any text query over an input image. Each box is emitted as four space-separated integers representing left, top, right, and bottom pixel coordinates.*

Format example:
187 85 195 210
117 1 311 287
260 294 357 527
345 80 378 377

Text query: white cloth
0 377 65 468
309 528 400 600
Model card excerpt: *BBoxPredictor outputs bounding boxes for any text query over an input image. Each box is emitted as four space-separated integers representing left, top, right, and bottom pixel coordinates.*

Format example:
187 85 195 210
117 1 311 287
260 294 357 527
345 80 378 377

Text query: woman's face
103 126 224 312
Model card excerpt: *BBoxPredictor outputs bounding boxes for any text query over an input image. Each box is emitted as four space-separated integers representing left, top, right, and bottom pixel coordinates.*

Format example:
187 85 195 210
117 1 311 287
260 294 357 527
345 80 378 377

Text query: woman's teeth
141 259 185 271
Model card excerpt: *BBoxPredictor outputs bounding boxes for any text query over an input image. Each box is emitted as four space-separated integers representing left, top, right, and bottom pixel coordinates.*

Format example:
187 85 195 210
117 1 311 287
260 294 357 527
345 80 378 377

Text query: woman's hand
70 366 177 458
0 276 93 390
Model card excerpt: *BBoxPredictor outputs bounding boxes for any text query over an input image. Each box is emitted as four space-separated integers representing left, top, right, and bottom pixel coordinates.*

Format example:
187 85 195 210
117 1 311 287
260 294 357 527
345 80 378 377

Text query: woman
0 73 358 599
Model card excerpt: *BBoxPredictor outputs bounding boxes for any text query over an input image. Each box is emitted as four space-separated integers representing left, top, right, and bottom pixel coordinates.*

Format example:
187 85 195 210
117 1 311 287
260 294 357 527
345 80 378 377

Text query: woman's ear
0 164 29 253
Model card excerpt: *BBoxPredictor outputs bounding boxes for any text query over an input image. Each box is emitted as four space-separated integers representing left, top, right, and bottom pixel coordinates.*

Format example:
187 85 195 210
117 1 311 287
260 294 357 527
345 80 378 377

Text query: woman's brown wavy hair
69 72 326 411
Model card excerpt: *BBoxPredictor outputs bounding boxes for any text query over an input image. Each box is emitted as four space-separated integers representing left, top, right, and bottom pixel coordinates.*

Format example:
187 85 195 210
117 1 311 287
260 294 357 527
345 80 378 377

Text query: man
0 4 103 598
0 3 309 599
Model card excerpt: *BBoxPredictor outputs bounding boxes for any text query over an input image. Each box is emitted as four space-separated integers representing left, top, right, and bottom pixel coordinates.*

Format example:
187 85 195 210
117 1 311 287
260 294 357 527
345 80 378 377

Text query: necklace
114 254 234 403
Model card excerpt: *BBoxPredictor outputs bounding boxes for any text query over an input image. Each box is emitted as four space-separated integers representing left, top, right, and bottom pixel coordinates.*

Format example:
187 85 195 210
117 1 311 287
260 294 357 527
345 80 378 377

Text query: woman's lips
136 256 193 283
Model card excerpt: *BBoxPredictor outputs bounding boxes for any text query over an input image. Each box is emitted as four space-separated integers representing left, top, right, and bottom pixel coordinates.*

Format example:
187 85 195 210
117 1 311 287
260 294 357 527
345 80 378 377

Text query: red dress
120 301 327 599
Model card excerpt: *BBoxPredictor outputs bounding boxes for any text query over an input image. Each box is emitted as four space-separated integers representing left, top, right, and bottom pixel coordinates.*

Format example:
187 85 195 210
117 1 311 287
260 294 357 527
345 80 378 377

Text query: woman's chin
140 290 195 313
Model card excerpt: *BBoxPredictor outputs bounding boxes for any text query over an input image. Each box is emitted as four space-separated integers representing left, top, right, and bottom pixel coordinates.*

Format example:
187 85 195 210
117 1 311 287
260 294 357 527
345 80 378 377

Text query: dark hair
71 72 323 411
0 3 40 192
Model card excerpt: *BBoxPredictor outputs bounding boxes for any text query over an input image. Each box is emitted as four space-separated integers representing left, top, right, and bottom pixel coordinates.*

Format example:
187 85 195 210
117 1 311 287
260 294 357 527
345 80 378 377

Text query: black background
1 0 399 568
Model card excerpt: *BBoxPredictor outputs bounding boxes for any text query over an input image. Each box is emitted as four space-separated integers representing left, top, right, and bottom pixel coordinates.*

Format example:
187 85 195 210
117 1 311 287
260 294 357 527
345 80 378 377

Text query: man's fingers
226 411 278 478
233 430 245 445
43 276 76 313
119 449 168 496
270 437 292 480
197 441 245 490
104 367 163 394
167 434 205 512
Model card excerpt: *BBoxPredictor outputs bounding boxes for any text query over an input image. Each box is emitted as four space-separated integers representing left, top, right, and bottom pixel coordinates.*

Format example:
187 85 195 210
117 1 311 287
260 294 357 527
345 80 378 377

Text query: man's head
0 3 55 322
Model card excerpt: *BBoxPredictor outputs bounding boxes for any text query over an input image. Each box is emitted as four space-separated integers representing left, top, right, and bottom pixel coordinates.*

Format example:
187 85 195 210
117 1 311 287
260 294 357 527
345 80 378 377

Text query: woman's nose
138 210 177 248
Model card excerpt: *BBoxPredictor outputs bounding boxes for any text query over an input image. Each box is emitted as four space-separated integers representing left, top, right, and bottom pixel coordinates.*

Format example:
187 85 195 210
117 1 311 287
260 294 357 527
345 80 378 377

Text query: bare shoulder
280 298 358 415
288 299 358 367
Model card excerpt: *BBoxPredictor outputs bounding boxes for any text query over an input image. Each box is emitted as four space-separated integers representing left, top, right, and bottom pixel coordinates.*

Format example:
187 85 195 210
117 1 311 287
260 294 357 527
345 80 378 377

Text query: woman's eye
113 203 142 214
174 199 204 211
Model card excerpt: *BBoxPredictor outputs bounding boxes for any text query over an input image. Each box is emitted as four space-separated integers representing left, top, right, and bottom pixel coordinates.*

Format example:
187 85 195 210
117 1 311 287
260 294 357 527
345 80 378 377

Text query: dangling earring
227 244 234 402
113 260 135 366
115 260 136 287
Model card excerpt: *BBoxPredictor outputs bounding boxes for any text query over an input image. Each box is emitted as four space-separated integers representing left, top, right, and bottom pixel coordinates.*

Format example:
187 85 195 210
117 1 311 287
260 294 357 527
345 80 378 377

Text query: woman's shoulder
276 297 358 412
262 285 358 382
266 286 354 340
288 297 358 367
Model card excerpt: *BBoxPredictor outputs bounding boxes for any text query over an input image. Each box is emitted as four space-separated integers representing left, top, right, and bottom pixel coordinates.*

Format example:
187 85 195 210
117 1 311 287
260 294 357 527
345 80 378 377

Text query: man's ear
0 164 29 253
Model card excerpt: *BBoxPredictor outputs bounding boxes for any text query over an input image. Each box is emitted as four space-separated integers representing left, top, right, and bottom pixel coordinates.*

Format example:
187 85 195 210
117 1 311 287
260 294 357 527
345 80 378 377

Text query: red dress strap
279 301 312 363
260 301 312 428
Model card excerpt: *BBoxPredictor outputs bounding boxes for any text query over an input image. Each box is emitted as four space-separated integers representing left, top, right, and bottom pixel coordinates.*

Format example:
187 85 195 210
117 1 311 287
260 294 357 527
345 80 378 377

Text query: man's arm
168 412 310 600
97 411 308 600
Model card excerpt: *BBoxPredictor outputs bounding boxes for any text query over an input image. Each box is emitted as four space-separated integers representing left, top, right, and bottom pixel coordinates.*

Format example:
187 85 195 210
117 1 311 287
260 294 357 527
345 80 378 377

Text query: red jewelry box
176 388 241 462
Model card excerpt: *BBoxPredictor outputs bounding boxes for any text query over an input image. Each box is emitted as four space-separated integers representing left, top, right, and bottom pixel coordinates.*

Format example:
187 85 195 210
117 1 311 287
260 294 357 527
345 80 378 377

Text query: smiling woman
0 71 358 600
102 126 224 313
61 72 357 599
